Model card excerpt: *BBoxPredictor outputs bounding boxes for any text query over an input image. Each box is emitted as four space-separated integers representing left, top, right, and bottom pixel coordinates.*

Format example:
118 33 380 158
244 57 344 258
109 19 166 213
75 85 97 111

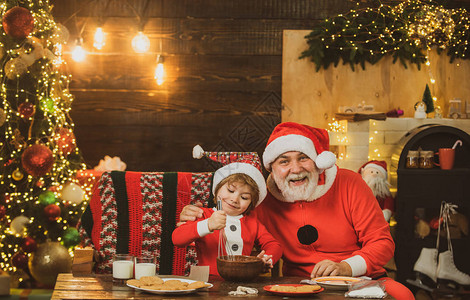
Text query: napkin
344 280 386 299
228 286 258 295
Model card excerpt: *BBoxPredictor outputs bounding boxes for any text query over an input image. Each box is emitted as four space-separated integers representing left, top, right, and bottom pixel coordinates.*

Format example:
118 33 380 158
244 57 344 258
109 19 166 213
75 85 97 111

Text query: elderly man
181 122 413 299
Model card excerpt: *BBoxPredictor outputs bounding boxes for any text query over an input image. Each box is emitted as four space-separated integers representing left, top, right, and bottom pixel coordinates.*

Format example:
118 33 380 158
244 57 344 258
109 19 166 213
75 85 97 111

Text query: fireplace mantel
329 118 470 187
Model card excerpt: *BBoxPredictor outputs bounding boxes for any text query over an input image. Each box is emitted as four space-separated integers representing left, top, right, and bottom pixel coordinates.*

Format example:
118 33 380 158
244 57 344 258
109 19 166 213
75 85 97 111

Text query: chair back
78 171 213 275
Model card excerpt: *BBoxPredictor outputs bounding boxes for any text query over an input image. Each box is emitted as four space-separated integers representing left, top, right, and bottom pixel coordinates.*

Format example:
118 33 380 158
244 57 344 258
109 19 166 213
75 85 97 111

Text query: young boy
172 147 282 276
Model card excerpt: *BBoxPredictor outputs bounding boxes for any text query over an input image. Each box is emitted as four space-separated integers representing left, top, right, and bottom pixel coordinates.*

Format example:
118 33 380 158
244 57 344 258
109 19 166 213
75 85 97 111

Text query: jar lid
420 150 434 157
407 150 419 157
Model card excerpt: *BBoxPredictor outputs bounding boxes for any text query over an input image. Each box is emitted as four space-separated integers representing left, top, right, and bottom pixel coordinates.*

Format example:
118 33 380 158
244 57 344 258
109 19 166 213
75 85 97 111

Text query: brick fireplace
329 118 470 192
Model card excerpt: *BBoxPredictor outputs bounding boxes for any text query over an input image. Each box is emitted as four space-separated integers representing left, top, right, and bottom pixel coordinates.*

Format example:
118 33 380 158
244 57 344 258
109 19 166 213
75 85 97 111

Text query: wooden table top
52 273 394 299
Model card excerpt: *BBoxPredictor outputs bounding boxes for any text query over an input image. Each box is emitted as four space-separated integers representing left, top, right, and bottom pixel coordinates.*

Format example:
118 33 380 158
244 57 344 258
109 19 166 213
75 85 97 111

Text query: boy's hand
208 210 226 231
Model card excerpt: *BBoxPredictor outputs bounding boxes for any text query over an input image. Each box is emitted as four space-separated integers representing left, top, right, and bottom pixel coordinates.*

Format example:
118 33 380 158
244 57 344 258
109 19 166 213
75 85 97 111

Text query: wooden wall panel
283 30 470 129
50 0 353 171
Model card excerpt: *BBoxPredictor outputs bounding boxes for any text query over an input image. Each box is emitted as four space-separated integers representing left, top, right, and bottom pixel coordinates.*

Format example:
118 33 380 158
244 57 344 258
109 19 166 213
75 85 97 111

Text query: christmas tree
0 1 86 287
422 84 435 114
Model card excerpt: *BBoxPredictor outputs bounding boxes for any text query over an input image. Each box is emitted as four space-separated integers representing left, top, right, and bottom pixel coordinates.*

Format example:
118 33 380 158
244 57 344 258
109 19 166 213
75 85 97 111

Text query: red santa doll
358 160 394 222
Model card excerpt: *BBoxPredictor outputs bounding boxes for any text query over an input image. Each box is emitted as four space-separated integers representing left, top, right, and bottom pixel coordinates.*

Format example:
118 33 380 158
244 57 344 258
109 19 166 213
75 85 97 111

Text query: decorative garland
300 0 470 71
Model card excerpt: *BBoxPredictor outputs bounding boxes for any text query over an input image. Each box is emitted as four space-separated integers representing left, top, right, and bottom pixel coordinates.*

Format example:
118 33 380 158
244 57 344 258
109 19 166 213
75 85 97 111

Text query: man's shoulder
336 167 362 180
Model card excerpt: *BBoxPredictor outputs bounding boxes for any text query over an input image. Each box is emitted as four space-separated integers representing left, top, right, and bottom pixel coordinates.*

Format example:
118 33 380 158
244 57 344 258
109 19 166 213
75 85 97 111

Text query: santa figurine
358 160 394 222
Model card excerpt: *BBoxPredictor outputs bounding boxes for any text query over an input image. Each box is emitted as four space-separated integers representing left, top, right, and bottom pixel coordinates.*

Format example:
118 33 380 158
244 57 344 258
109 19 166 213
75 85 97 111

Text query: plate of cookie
263 284 323 296
126 276 213 295
312 276 363 290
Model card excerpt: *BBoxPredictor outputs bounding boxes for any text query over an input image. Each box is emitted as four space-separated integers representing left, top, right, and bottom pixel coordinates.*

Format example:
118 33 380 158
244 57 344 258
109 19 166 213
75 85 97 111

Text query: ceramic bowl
216 255 263 281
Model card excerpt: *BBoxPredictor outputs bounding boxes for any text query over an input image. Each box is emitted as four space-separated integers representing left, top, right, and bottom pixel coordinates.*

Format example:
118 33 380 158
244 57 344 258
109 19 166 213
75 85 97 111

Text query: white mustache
286 172 309 182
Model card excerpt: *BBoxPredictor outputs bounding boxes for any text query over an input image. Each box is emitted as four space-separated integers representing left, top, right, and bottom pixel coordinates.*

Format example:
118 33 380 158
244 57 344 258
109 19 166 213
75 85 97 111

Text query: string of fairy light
69 0 166 85
0 1 97 279
319 0 470 162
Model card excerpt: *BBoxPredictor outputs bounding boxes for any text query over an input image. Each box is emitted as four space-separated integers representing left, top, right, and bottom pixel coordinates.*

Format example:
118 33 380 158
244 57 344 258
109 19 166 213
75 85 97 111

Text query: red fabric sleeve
254 219 283 265
346 173 395 276
172 209 212 247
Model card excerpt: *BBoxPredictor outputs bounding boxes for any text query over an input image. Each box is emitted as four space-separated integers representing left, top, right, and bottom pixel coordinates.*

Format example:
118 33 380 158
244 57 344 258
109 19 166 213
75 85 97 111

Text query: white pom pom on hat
192 144 205 159
262 122 336 171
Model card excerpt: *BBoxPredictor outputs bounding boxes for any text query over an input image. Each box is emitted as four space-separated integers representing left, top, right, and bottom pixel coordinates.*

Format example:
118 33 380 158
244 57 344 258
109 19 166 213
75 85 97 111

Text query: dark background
50 0 470 172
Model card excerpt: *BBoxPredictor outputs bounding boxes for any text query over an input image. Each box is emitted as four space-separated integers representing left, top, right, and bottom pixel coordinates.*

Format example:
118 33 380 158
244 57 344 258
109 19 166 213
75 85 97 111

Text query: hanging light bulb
132 31 150 53
93 27 106 50
154 55 165 85
71 38 86 62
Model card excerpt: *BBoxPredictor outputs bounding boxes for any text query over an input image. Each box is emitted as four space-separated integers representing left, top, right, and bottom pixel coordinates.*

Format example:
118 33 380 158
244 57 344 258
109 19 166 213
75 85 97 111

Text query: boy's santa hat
193 145 267 205
262 122 336 172
358 160 388 179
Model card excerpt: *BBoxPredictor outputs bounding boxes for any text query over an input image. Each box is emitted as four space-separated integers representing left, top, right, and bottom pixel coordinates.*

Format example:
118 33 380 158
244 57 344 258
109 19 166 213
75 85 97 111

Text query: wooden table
52 273 395 299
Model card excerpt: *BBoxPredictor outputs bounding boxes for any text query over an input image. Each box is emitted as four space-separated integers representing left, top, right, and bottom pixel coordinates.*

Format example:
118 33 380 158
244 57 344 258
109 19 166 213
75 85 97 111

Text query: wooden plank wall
50 0 353 172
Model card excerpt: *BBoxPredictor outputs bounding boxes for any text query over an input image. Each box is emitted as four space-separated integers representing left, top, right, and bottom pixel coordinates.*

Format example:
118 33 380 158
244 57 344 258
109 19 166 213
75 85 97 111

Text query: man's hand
177 202 204 226
208 210 226 231
310 260 352 278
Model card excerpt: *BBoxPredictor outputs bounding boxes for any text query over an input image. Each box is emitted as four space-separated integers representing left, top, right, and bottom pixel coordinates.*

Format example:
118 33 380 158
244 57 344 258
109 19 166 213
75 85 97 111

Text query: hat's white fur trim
266 165 338 203
212 162 267 206
263 134 317 170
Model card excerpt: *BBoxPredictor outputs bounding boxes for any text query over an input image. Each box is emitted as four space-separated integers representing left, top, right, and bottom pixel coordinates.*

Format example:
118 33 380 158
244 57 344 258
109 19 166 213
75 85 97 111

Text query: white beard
363 175 391 199
272 171 318 201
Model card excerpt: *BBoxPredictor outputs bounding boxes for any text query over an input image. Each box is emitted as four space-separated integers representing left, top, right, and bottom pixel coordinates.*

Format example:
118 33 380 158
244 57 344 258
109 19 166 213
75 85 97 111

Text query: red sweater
254 168 394 278
172 208 282 276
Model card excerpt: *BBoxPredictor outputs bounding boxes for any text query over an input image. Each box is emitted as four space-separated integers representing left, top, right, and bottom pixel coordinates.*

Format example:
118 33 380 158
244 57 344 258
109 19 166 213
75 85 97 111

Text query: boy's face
217 180 253 216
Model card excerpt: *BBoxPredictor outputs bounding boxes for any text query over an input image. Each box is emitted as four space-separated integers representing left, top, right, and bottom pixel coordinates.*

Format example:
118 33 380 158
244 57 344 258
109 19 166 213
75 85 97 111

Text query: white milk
135 262 156 279
112 260 134 279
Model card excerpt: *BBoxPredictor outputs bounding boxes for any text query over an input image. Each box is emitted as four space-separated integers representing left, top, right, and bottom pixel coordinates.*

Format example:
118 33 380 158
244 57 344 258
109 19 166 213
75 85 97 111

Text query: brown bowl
216 255 263 282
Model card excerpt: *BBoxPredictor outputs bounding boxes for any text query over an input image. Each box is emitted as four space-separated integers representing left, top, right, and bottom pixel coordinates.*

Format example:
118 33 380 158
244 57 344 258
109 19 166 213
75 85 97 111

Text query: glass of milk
134 255 156 279
112 254 134 283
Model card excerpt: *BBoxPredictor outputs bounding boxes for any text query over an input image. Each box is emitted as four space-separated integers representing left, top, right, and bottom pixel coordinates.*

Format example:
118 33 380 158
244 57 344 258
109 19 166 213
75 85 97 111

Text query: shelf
397 168 470 175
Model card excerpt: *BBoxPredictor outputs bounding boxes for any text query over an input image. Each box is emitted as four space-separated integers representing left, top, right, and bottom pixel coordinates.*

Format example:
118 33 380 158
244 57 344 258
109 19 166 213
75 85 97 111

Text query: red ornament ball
56 128 76 156
2 6 34 40
21 144 54 177
11 252 29 269
18 102 36 119
22 237 38 253
0 205 6 219
44 204 61 221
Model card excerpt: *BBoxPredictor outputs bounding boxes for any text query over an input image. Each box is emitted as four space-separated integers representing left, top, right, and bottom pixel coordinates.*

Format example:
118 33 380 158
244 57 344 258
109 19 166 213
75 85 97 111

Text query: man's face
270 151 318 201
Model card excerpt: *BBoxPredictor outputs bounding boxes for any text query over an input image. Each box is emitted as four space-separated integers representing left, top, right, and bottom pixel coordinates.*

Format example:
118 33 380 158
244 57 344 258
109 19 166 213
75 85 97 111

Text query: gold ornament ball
28 242 72 286
12 168 24 181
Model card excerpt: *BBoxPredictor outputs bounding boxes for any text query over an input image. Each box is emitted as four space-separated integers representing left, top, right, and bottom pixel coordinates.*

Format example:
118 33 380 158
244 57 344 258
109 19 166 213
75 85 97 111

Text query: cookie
140 276 163 286
187 281 208 289
126 279 141 287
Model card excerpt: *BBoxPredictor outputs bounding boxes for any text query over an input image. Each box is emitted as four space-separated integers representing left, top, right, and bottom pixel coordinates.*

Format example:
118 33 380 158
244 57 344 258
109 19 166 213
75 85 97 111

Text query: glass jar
406 150 419 168
419 150 434 169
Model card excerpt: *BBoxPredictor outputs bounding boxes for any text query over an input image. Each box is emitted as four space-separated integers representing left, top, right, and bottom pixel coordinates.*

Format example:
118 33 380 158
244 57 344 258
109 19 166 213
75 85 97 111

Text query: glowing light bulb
93 27 105 50
154 55 165 85
132 31 150 53
71 38 86 62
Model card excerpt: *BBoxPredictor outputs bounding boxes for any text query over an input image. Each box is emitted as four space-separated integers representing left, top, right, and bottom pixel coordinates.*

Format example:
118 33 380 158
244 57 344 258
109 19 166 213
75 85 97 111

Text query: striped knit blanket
77 171 213 275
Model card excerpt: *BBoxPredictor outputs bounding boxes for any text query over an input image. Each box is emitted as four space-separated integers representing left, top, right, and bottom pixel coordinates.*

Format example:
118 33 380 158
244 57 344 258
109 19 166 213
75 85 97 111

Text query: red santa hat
193 145 267 205
262 122 336 172
358 160 388 179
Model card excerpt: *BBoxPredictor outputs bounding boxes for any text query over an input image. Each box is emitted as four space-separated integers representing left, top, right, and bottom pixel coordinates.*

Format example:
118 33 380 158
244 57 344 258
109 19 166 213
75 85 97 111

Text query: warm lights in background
93 27 105 50
68 27 166 85
132 31 150 53
71 38 86 62
154 55 165 85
